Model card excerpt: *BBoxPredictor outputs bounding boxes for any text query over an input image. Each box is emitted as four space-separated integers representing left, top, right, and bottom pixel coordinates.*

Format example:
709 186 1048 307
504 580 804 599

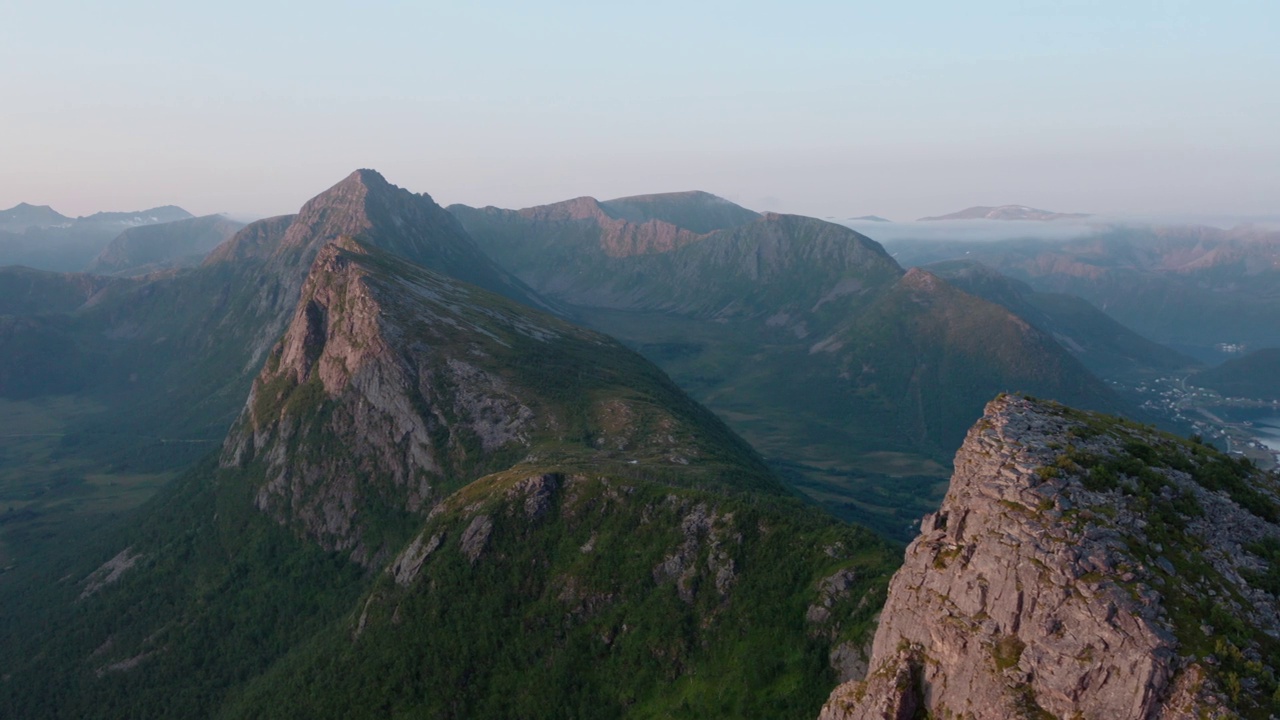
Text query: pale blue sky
1 0 1277 220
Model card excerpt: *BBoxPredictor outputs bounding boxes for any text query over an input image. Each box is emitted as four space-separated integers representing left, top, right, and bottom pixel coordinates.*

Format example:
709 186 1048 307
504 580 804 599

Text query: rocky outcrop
651 500 739 603
80 547 143 600
820 395 1280 719
219 237 548 564
459 515 493 563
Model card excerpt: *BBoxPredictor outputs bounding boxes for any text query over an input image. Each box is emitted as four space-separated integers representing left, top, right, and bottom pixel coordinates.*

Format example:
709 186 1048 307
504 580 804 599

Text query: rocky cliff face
821 395 1280 719
221 235 779 566
220 237 554 563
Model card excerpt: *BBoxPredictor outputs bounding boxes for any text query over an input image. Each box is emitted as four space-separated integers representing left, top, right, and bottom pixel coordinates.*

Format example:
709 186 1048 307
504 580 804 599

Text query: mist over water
839 218 1104 244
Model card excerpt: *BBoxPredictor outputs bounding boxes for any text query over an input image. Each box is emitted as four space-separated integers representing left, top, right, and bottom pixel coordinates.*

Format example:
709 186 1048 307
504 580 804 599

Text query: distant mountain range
886 223 1280 356
918 205 1091 221
88 214 245 276
0 202 195 272
0 201 190 232
0 202 72 231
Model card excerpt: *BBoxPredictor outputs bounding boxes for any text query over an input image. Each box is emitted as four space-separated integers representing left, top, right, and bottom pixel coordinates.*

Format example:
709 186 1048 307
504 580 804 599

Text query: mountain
222 235 780 563
0 204 195 272
0 229 900 719
849 215 891 223
918 205 1091 221
87 214 246 276
0 170 549 570
928 259 1199 380
0 202 71 232
453 210 903 314
1192 347 1280 400
211 169 550 368
4 172 1277 717
822 394 1280 718
596 190 762 234
229 169 545 308
77 205 193 226
884 223 1280 358
453 200 1124 539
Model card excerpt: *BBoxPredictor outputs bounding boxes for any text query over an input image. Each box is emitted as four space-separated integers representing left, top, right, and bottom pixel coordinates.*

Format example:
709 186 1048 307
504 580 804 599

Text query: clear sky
2 0 1277 221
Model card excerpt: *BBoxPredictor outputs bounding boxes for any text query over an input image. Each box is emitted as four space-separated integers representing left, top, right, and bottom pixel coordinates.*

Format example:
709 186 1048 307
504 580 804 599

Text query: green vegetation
217 474 895 719
0 455 899 719
1054 405 1276 522
1038 400 1280 717
0 459 367 719
0 396 186 569
1242 537 1280 596
927 259 1197 382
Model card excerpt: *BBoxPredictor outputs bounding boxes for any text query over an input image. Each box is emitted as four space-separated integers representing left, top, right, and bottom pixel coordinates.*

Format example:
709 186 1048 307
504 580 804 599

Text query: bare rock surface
390 532 444 586
820 394 1280 719
80 547 142 600
459 514 493 563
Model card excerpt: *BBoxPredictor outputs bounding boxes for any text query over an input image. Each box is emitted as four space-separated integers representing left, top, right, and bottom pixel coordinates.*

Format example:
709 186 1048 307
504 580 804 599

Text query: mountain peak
898 266 943 291
329 168 395 195
238 170 547 311
0 202 73 230
286 169 397 238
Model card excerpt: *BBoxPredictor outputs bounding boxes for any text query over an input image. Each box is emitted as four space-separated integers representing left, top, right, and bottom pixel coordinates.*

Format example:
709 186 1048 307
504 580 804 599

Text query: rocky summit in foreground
821 394 1280 720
